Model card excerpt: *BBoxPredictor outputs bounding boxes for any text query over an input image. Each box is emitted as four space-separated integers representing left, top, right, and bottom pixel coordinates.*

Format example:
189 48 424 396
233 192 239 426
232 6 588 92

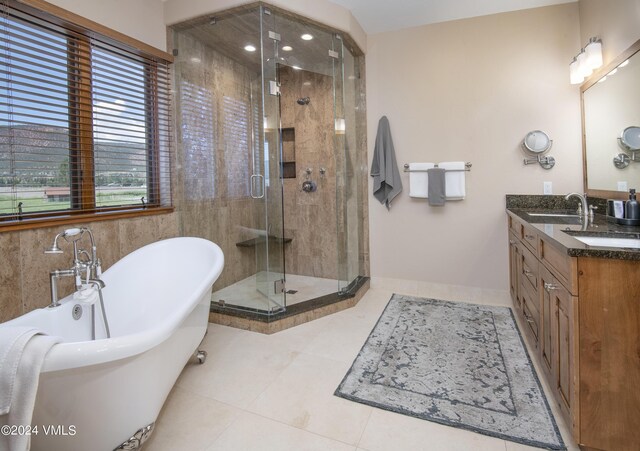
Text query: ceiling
327 0 577 34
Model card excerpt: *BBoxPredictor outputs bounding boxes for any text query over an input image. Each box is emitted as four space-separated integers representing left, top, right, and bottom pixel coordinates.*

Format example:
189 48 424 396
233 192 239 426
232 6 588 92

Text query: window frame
0 0 173 232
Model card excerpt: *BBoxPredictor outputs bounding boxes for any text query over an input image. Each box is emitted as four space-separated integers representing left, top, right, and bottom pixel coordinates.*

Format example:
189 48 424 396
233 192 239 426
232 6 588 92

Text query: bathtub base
114 422 154 451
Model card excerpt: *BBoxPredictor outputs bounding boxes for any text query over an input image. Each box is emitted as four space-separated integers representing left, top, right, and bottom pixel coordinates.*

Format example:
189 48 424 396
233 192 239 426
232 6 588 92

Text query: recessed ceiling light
608 68 618 76
301 34 313 41
620 59 630 67
292 65 301 70
282 45 293 52
190 57 201 63
303 81 311 86
244 44 256 52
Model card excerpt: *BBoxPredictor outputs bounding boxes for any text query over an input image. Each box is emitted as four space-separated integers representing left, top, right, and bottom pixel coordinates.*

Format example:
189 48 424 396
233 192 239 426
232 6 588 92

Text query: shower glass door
254 6 286 312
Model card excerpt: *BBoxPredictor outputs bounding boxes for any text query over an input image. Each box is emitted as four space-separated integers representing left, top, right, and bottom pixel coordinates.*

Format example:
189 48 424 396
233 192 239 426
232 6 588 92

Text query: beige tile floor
144 283 579 451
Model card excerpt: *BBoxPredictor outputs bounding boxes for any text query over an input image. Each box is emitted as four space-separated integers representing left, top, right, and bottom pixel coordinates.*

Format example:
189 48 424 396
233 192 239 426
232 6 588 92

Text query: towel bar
403 162 472 172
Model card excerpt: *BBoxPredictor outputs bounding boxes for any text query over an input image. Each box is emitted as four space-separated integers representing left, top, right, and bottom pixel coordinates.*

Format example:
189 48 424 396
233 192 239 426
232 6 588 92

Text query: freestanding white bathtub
1 237 224 451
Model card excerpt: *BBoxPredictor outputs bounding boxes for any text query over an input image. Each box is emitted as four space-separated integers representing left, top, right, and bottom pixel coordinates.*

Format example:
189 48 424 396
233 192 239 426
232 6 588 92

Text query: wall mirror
582 38 640 199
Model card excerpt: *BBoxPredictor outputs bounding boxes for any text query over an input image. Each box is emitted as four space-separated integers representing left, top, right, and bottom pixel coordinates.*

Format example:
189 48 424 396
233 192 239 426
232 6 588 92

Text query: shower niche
280 127 295 178
171 3 368 321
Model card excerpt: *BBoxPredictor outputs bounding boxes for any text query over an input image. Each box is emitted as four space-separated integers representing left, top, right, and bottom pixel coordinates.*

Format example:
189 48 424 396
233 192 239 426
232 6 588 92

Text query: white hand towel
408 163 435 198
0 327 61 451
439 161 466 200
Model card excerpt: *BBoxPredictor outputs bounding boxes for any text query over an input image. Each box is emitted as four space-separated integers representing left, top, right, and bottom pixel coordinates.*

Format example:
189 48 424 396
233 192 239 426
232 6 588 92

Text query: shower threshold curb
208 276 369 334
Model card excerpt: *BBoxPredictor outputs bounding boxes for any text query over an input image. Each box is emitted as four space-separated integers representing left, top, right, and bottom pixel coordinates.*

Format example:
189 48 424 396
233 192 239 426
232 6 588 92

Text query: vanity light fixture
569 57 582 84
301 33 313 41
570 37 603 84
244 44 256 52
585 37 603 68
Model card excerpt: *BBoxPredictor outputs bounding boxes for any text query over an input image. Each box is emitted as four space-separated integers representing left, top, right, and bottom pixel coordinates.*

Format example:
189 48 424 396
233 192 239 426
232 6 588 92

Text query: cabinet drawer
521 222 539 255
519 243 539 295
540 237 577 295
508 214 521 236
520 281 541 347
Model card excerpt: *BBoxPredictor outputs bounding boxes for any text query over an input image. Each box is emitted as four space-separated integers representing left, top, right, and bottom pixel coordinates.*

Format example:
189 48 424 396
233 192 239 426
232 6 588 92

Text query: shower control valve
302 180 317 193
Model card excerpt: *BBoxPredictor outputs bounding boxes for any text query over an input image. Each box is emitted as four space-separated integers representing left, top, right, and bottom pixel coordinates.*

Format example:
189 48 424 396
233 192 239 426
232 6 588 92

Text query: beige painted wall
47 0 167 50
579 0 640 65
366 3 583 291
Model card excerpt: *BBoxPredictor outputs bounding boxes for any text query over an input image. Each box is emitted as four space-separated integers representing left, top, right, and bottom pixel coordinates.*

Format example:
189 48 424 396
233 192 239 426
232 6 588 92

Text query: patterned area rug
335 294 565 450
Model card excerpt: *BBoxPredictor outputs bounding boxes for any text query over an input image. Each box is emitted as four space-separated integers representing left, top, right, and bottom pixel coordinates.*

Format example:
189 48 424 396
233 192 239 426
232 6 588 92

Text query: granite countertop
507 208 640 261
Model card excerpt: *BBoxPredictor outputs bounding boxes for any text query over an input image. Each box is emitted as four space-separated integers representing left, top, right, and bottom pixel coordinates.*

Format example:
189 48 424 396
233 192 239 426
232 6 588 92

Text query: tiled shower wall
0 213 179 323
173 30 263 292
279 66 339 279
278 56 369 284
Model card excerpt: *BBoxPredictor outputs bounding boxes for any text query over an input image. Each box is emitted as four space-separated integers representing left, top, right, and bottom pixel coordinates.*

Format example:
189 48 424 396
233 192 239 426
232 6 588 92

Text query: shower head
297 97 310 105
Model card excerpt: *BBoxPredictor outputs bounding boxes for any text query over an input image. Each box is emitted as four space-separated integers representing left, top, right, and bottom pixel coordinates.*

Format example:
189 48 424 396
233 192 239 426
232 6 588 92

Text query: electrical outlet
618 181 628 192
543 181 552 195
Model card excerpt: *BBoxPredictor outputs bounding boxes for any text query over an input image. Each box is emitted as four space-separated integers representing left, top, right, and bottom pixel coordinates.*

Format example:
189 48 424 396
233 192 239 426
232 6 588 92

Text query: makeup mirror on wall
582 39 640 199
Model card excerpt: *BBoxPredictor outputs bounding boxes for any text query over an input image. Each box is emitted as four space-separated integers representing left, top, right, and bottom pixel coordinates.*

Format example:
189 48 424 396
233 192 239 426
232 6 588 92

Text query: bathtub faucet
44 227 103 308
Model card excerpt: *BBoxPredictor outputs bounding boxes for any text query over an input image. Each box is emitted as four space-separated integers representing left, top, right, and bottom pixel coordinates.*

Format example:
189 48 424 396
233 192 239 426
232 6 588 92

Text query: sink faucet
565 192 589 223
44 227 103 307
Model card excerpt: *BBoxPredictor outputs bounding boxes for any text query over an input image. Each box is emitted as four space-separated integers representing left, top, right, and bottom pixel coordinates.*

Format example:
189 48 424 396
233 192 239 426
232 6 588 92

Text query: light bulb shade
585 39 603 70
569 59 582 84
577 50 592 78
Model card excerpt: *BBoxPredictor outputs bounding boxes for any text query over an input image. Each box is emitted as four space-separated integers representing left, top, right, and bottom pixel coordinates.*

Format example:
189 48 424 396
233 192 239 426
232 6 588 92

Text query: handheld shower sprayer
44 227 84 254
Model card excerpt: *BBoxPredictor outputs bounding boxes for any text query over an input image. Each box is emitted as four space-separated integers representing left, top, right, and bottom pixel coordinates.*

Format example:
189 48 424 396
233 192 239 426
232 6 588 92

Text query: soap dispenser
625 189 640 219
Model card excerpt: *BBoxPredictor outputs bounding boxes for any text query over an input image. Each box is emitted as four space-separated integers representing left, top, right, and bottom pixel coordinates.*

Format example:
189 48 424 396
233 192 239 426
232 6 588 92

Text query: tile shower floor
212 272 348 311
145 286 580 451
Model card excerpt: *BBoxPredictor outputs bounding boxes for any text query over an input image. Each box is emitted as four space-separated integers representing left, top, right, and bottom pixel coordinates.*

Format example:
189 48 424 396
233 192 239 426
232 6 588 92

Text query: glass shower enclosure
172 4 366 315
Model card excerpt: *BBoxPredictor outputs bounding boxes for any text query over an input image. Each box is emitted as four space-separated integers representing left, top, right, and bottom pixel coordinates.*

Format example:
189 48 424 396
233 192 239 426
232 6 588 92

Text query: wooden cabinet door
545 273 577 426
539 266 554 380
556 288 575 419
508 232 520 308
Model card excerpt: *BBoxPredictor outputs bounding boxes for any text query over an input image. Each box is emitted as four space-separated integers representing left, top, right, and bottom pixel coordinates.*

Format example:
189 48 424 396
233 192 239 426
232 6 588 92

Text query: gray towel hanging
370 116 402 209
427 167 446 206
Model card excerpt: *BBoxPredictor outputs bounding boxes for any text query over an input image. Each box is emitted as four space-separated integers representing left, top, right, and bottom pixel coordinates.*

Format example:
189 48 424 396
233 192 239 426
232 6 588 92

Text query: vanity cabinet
507 214 578 435
507 212 640 450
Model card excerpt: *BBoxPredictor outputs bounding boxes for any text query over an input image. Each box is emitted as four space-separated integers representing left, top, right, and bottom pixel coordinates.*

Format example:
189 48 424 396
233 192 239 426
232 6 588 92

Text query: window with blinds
0 0 172 229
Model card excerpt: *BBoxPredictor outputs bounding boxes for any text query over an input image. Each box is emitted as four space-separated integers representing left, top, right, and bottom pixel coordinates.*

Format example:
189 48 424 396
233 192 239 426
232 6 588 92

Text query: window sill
0 206 175 233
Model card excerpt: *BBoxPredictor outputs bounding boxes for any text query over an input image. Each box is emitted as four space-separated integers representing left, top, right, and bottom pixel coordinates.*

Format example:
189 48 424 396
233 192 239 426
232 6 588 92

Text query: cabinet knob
544 282 558 291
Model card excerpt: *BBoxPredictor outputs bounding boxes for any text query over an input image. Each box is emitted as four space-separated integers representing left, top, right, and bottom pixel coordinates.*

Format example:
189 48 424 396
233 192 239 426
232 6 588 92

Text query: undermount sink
571 235 640 249
525 212 583 225
527 213 581 218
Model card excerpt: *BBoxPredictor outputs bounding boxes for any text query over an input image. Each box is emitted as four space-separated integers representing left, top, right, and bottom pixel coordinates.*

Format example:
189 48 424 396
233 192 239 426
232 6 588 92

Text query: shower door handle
250 174 265 199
